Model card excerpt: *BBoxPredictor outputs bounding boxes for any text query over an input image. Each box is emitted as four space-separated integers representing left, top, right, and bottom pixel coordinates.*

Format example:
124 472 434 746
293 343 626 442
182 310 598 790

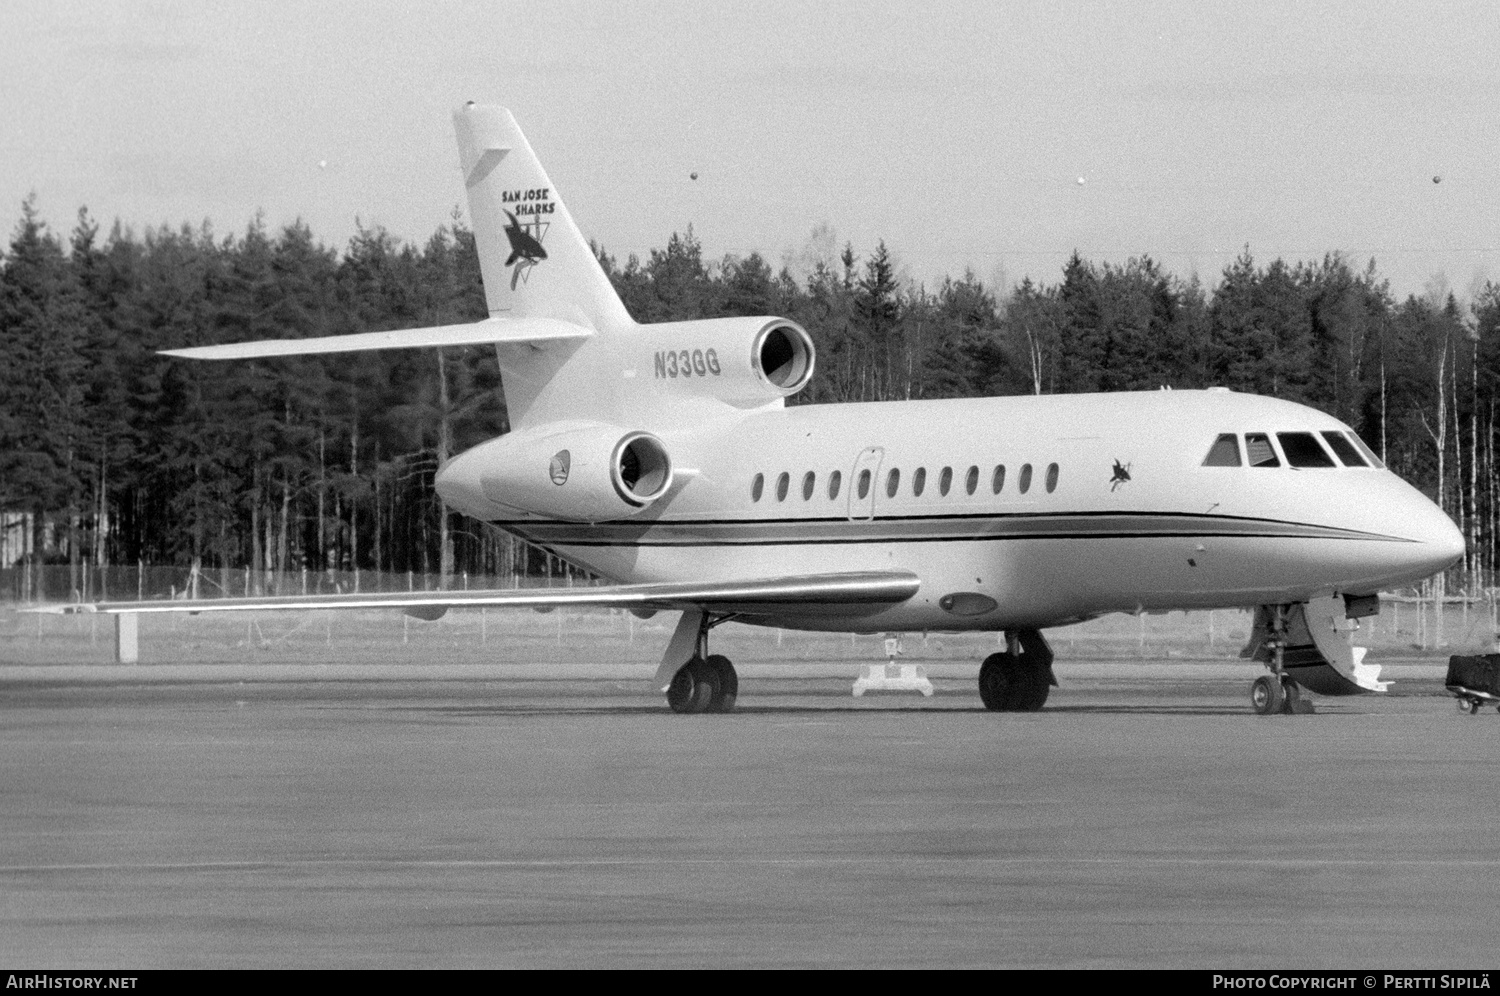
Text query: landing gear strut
1249 605 1309 715
663 612 738 715
978 629 1057 712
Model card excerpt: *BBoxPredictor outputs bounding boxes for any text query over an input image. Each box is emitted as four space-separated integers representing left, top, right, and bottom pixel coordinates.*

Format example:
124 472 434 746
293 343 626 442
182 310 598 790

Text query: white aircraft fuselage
436 386 1464 634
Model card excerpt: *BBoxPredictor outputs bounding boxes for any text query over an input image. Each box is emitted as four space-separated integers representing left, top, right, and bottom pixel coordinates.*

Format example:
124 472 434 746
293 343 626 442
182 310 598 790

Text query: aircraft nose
1410 497 1466 575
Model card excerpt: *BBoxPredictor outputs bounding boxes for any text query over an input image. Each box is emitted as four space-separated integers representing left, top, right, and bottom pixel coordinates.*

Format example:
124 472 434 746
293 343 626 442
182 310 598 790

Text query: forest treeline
3 197 1500 591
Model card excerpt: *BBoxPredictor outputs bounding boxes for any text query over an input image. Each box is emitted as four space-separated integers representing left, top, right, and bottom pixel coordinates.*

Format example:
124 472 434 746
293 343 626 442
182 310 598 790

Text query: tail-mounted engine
474 422 675 522
639 316 815 407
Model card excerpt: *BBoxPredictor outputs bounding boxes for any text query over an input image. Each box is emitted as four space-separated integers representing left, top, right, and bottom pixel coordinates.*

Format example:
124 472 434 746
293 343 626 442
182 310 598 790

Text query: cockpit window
1202 434 1242 466
1277 432 1336 468
1346 432 1385 469
1245 433 1280 467
1320 431 1368 467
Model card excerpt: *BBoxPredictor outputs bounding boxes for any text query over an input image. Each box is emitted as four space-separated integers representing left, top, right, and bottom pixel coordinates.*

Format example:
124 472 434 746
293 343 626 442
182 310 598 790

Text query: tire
979 651 1049 712
1251 674 1285 715
667 658 716 714
979 653 1008 711
704 654 737 713
1281 676 1301 713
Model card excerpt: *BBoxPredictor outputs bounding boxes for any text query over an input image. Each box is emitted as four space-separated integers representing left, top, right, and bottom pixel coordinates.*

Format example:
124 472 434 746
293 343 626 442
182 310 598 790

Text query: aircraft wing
30 571 920 619
161 316 591 361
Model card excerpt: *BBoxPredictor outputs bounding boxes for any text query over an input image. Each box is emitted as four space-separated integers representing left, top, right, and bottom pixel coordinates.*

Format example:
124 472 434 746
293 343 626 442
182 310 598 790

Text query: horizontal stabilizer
29 571 921 617
161 316 592 361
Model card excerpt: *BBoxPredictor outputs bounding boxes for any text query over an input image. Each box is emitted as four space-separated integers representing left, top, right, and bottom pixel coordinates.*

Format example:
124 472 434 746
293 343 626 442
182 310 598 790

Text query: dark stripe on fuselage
486 510 1411 549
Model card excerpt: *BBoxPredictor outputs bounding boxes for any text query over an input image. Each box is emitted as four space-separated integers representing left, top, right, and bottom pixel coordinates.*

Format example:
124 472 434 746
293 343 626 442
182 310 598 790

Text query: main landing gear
978 629 1057 712
666 653 738 714
661 611 739 714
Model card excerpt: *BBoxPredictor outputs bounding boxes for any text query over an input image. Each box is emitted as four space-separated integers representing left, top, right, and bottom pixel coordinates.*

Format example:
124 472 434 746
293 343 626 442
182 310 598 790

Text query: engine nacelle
638 316 815 407
477 422 674 522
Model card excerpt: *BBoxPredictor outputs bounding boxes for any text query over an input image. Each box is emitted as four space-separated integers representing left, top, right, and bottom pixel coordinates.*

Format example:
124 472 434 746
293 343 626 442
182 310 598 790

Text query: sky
2 0 1498 303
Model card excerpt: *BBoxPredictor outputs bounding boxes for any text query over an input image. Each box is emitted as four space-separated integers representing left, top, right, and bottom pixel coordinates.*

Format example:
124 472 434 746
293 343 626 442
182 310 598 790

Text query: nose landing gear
1249 606 1313 715
1250 673 1304 715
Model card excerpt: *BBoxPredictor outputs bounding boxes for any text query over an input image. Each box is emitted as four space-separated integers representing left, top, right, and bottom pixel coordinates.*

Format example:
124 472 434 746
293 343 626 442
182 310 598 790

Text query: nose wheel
1251 674 1284 714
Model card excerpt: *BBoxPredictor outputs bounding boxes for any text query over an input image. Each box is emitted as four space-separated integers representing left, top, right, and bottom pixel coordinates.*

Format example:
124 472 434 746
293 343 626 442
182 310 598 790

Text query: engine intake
612 432 673 506
755 322 815 394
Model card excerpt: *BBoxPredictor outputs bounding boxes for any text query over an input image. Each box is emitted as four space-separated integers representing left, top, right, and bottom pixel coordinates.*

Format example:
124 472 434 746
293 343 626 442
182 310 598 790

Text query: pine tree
0 197 88 576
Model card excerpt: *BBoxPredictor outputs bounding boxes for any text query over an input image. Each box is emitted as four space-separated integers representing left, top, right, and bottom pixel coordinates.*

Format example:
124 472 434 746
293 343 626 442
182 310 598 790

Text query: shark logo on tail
503 210 548 290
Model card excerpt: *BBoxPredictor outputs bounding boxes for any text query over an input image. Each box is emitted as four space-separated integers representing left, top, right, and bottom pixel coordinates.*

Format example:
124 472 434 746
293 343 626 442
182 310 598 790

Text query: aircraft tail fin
453 103 632 331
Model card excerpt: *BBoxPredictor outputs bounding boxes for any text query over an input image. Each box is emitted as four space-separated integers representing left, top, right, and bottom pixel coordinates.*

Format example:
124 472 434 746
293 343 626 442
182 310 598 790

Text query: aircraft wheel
666 657 717 714
1457 697 1480 715
978 653 1003 710
979 652 1049 712
704 654 738 713
1280 676 1301 713
1251 674 1285 715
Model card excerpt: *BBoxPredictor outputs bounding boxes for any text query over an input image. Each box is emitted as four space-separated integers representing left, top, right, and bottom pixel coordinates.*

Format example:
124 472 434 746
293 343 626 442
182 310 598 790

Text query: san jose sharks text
502 188 555 214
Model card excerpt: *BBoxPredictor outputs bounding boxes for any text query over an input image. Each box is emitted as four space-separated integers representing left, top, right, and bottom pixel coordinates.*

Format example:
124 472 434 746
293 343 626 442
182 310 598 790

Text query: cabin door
848 447 884 521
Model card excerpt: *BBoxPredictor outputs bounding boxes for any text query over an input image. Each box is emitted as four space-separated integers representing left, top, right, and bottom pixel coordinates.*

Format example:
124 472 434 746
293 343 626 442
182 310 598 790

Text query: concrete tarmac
3 670 1499 969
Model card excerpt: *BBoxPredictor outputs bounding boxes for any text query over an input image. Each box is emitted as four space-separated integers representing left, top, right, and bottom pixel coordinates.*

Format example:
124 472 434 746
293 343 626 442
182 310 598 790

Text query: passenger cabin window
1019 463 1033 494
752 473 764 502
913 467 926 496
1045 463 1059 493
1277 432 1336 468
1245 433 1280 467
965 466 979 495
939 467 953 496
1202 434 1242 466
992 465 1006 494
828 470 842 499
1321 431 1368 467
857 469 871 499
802 471 816 500
886 468 901 498
776 472 790 500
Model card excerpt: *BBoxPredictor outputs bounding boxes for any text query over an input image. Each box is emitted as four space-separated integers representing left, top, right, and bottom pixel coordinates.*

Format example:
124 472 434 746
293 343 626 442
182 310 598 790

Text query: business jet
54 104 1466 716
